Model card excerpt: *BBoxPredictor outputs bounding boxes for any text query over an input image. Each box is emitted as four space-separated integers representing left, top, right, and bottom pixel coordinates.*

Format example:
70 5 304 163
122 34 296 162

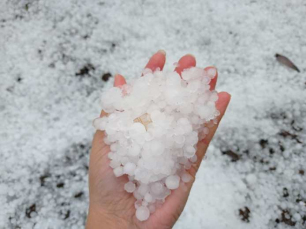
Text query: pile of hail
93 67 219 221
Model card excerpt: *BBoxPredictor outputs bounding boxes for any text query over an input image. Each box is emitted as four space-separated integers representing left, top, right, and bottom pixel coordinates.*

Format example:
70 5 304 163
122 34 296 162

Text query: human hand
86 51 231 229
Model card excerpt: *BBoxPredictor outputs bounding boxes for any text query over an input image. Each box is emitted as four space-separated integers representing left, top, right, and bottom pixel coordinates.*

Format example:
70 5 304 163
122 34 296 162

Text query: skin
86 51 231 229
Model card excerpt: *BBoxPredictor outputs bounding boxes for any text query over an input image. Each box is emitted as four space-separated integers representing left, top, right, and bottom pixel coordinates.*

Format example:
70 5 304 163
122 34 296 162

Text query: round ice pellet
133 190 143 200
123 162 136 176
124 182 136 193
144 193 153 202
142 201 148 206
165 175 180 190
150 140 165 155
206 67 217 78
136 206 150 221
134 200 142 209
150 182 164 195
138 184 149 195
184 146 196 158
108 152 114 159
190 154 197 163
181 172 192 183
113 167 123 177
109 160 121 169
129 144 141 156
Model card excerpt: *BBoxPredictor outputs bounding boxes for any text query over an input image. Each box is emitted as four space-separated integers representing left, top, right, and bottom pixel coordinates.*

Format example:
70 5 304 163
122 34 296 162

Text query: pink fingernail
158 50 166 56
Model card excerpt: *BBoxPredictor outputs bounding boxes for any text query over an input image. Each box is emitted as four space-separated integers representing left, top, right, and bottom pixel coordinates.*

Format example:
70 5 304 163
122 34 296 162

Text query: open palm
86 51 231 229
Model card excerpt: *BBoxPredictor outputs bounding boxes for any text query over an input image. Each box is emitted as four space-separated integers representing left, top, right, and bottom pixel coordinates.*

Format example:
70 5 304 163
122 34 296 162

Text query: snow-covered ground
1 0 305 228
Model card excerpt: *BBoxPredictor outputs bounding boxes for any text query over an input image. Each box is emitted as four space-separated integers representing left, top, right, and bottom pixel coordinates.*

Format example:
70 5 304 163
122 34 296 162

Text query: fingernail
157 50 166 56
186 54 195 58
114 74 120 84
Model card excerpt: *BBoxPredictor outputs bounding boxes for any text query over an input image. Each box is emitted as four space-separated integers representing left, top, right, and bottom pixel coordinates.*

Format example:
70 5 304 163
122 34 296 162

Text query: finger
144 50 166 72
174 54 196 75
114 74 126 87
191 91 231 175
204 66 218 90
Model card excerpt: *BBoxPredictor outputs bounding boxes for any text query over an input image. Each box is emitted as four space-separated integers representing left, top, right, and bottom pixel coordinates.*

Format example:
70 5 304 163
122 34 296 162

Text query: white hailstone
130 123 146 137
123 162 136 176
110 144 117 151
136 206 150 221
142 68 152 75
142 201 149 206
184 161 192 169
134 200 142 209
210 92 218 102
138 184 149 196
187 80 200 92
108 152 114 159
128 175 134 181
165 175 180 190
174 134 185 145
109 159 120 168
184 146 196 158
150 182 164 195
93 118 105 130
150 140 165 155
181 172 192 183
179 157 188 165
94 66 220 221
133 190 143 200
190 154 197 163
181 103 193 115
206 67 217 78
124 182 136 193
113 167 123 177
144 193 153 203
129 144 141 156
120 157 129 165
144 132 154 142
181 67 205 81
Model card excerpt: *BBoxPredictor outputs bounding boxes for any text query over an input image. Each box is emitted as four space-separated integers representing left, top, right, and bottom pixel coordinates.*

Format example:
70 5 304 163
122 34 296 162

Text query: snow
1 0 305 228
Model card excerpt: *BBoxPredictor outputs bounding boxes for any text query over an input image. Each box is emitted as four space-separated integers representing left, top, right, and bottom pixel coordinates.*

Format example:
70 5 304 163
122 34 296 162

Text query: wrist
86 205 129 229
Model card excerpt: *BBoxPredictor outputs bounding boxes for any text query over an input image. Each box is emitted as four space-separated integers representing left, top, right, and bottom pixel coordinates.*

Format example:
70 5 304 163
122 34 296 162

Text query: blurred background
1 0 305 228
